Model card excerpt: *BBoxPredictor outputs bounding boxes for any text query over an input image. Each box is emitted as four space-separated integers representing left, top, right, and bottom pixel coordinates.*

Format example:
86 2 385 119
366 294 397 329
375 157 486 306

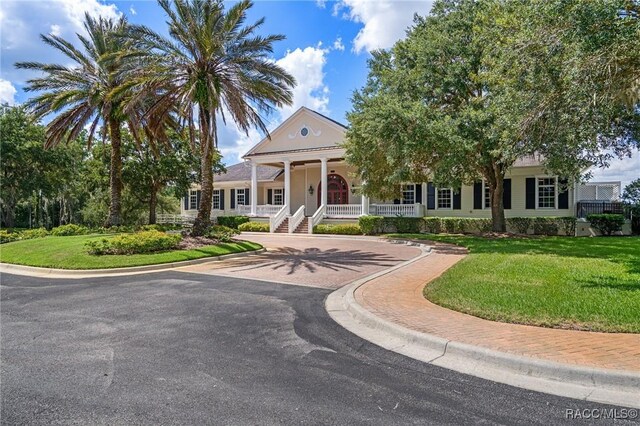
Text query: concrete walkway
354 242 640 373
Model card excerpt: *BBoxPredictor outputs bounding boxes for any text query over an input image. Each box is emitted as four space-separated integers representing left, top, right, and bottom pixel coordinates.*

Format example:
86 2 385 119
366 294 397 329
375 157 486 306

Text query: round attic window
300 127 309 137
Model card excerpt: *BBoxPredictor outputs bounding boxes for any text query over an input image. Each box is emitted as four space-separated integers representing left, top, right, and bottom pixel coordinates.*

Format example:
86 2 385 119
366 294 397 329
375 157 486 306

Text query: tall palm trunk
107 118 123 226
193 107 215 235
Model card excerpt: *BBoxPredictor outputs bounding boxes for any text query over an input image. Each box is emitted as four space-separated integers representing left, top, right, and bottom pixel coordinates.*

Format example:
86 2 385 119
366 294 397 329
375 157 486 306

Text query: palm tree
16 14 131 226
129 0 295 235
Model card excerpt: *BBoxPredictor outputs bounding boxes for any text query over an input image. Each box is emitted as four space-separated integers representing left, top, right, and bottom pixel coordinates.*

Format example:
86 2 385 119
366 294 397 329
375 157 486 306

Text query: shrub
558 217 577 236
51 224 89 236
423 217 443 234
86 230 182 255
216 216 250 229
532 217 559 236
313 224 362 235
441 218 467 234
238 221 270 232
506 217 531 234
0 230 20 244
385 217 423 233
140 224 183 232
358 215 384 235
20 228 49 240
587 214 625 236
474 218 493 233
203 225 239 242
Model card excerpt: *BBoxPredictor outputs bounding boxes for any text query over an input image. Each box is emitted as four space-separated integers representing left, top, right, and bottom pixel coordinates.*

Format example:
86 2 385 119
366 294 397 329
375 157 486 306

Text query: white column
250 162 257 216
284 160 291 214
361 180 369 215
320 158 328 207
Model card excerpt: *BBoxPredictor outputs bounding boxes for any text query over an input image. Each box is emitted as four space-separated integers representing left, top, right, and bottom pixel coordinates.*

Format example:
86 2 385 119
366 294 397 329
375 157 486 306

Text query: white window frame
212 189 222 210
272 188 284 206
235 188 247 206
189 189 198 210
436 188 453 210
536 176 557 209
482 181 491 209
401 184 416 205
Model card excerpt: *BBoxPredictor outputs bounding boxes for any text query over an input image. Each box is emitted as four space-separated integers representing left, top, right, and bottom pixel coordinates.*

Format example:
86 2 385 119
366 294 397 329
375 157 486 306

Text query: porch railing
269 205 289 233
289 206 306 233
325 204 362 217
576 201 628 219
370 203 422 217
309 204 326 234
236 204 283 217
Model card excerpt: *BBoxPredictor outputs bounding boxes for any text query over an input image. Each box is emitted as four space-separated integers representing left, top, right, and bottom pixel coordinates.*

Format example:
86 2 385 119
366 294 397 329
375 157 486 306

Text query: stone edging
325 242 640 409
0 247 266 279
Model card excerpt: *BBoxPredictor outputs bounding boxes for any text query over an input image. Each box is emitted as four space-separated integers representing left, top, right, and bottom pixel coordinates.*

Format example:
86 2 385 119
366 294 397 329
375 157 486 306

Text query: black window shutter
453 188 461 210
473 182 483 209
196 190 201 209
220 189 225 210
558 178 569 209
526 178 536 209
184 192 189 210
427 182 436 210
267 189 273 204
393 198 400 205
230 189 236 209
245 188 250 205
415 184 422 203
503 179 512 210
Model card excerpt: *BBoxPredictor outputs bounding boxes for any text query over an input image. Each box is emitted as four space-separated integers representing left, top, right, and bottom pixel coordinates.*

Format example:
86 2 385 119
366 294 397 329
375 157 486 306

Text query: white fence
325 204 363 217
370 204 422 217
157 214 194 225
577 182 621 202
236 204 286 216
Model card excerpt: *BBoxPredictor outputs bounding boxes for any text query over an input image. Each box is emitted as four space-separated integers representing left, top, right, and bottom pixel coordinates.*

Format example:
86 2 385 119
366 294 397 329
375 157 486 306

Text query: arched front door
318 174 349 205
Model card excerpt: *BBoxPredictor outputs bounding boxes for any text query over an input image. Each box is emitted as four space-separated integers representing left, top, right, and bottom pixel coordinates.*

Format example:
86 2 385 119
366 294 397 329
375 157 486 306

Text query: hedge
85 230 182 255
238 221 270 232
313 223 362 235
216 216 250 229
51 224 89 236
587 214 625 236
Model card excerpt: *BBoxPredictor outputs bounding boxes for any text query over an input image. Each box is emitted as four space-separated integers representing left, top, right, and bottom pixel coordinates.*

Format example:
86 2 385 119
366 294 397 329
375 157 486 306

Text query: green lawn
0 234 262 269
387 234 640 333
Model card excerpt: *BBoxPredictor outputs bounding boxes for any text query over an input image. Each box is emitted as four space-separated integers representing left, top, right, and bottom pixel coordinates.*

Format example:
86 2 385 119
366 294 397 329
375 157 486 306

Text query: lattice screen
577 184 620 201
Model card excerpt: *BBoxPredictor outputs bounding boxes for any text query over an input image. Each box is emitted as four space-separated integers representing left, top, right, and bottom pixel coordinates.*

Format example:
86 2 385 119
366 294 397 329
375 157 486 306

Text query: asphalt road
1 271 637 425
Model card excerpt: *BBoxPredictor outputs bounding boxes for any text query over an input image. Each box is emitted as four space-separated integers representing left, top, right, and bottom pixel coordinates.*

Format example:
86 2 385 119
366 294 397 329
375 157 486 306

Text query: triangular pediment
244 107 347 157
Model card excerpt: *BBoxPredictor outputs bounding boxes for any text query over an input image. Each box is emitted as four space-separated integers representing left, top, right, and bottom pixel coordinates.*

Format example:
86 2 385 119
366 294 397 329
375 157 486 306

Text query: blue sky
0 0 637 186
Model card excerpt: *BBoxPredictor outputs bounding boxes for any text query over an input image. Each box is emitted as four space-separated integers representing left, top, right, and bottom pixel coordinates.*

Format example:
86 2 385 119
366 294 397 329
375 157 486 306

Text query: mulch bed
177 235 221 250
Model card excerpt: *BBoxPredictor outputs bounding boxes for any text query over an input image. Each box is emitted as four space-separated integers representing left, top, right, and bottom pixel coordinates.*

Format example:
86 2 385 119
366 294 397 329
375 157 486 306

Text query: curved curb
0 247 266 279
325 249 640 409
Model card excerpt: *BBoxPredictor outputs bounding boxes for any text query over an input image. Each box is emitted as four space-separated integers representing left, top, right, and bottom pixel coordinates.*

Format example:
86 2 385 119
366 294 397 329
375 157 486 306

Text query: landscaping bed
387 234 640 333
0 234 262 269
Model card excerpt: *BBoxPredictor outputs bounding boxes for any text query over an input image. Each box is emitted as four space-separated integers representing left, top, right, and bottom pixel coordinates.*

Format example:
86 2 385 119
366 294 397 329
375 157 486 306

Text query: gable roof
215 162 282 183
243 107 347 158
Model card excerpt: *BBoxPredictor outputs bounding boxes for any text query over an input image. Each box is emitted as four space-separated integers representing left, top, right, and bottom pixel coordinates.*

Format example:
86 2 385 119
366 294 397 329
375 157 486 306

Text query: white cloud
0 0 121 84
335 0 433 53
129 5 136 16
0 79 17 105
276 45 330 119
218 44 332 164
589 150 640 188
316 0 327 8
333 37 345 52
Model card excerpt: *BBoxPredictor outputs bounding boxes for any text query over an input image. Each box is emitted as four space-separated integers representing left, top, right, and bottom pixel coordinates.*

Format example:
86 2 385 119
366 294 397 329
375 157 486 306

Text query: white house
179 107 623 233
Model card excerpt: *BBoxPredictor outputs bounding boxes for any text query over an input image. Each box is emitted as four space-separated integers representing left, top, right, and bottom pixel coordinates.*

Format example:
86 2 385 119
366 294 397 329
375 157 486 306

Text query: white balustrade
269 205 289 233
370 204 421 217
237 204 283 217
289 206 306 233
325 204 362 217
309 204 326 234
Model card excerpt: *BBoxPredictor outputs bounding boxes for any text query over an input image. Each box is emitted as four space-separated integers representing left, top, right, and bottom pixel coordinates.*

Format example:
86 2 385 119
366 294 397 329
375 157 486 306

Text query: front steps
273 217 310 234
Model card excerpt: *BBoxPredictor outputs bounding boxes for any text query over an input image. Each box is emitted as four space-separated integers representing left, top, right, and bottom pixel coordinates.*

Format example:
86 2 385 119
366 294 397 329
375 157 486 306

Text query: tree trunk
193 107 215 236
107 118 123 227
148 186 158 225
490 176 506 232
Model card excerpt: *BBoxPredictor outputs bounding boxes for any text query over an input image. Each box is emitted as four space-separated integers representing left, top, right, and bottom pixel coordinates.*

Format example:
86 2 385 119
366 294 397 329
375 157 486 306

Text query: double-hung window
437 188 452 209
236 188 246 206
189 190 198 210
483 183 491 209
537 178 556 208
273 188 284 205
212 190 221 210
402 184 415 204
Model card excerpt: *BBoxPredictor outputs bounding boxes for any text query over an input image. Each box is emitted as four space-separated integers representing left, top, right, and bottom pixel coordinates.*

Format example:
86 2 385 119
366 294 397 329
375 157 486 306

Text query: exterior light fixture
308 185 314 195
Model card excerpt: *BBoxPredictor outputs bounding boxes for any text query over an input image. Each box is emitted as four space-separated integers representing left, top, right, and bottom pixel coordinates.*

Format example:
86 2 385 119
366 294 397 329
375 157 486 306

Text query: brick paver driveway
180 234 422 289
